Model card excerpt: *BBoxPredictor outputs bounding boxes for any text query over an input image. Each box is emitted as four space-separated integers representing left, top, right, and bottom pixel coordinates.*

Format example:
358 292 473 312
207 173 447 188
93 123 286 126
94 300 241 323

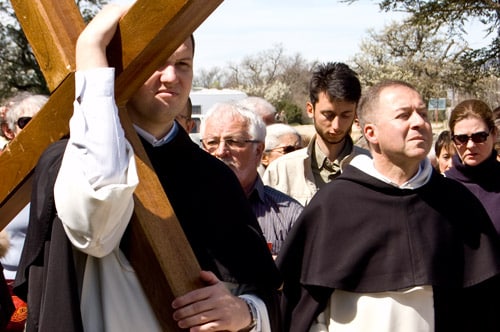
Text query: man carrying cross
14 4 281 331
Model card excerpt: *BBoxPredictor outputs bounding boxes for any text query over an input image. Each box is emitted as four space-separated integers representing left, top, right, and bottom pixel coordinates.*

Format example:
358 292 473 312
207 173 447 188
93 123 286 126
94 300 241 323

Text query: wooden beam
2 0 224 330
10 0 85 91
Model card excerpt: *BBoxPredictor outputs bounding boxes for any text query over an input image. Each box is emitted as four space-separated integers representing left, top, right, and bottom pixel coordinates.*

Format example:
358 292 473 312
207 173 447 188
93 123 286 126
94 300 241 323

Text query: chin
463 157 484 167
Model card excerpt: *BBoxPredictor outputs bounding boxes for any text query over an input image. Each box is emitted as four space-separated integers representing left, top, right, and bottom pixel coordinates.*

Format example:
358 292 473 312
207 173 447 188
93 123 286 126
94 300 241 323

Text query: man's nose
213 141 229 157
410 111 426 126
159 64 177 83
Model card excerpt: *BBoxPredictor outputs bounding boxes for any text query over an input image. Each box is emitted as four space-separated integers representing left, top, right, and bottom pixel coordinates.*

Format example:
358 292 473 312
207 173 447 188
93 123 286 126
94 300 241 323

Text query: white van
189 88 247 133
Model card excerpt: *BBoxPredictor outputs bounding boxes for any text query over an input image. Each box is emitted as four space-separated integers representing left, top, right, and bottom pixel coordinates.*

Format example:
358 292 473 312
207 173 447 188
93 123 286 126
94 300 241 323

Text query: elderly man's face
202 113 264 193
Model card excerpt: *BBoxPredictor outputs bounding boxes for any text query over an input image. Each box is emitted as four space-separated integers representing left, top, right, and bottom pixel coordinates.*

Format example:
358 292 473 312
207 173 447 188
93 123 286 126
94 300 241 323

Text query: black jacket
278 165 500 331
15 128 282 331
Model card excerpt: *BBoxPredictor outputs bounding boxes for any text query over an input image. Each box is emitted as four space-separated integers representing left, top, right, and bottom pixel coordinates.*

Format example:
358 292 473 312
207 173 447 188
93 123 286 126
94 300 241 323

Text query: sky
115 0 493 73
192 0 409 70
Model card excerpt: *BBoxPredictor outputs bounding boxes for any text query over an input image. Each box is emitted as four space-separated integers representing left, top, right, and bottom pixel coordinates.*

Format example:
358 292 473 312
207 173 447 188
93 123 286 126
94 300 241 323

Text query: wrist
238 298 257 332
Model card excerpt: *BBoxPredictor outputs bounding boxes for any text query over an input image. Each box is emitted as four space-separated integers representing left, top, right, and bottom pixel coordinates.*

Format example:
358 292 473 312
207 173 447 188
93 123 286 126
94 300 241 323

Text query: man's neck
372 155 421 186
315 134 347 162
143 121 175 140
242 174 259 198
134 121 177 147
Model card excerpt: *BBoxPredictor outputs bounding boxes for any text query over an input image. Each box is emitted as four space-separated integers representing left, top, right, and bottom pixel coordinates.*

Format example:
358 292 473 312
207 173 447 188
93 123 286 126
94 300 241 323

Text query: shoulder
352 145 371 157
35 139 68 176
265 147 309 171
263 185 303 209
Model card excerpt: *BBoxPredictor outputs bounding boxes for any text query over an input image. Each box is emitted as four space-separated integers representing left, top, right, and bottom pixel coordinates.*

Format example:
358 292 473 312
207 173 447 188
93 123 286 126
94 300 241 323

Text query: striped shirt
248 176 303 256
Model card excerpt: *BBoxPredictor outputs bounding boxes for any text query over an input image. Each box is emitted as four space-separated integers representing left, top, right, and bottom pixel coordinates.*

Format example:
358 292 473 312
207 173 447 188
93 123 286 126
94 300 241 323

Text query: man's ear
364 123 377 145
256 142 265 158
1 123 14 141
186 119 195 133
261 152 270 167
306 102 314 119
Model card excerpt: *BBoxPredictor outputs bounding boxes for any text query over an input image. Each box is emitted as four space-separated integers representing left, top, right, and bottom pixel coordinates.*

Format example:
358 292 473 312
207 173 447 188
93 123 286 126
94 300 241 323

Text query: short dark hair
357 80 418 129
190 34 195 56
186 96 192 118
434 130 454 157
309 62 361 106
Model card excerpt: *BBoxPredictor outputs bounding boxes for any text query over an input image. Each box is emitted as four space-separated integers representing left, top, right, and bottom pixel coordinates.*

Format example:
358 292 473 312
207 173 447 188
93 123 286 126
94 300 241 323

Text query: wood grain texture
10 0 84 91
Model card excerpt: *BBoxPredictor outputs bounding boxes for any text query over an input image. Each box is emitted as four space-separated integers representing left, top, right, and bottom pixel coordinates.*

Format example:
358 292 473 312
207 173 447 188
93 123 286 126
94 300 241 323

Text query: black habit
277 164 500 332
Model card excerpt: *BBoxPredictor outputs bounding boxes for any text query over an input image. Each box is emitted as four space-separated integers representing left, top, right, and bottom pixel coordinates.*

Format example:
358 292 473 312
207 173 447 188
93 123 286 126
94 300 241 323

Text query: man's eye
206 140 218 146
177 62 192 69
225 139 239 146
322 113 334 120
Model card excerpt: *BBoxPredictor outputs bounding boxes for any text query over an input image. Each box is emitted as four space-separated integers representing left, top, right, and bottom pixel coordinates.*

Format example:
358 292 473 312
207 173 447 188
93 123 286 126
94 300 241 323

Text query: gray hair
265 123 301 151
236 96 276 124
201 101 266 141
4 93 48 131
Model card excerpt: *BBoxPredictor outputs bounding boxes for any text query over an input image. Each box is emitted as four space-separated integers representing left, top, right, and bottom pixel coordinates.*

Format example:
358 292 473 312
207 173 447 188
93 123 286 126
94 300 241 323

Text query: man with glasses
263 62 369 206
201 102 303 258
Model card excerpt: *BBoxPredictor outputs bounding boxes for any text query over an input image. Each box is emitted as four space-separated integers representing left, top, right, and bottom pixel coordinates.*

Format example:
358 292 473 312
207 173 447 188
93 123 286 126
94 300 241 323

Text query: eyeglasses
201 137 260 152
267 145 299 154
452 130 491 145
17 117 32 129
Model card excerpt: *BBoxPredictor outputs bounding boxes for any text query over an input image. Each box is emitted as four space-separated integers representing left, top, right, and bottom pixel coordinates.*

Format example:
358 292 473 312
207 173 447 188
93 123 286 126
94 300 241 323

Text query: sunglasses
17 116 32 129
452 130 490 145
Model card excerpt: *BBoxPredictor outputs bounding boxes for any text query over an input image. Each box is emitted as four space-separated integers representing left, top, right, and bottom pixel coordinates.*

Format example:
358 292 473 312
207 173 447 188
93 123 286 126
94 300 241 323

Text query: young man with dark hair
263 62 369 205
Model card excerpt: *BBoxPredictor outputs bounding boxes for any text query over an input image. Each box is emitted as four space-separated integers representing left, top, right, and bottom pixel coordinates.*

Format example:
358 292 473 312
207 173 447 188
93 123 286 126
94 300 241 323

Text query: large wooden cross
0 0 223 330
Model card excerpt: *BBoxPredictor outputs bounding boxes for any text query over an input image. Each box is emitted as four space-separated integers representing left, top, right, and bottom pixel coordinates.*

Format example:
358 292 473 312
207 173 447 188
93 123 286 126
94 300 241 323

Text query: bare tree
349 21 480 101
343 0 500 76
195 44 315 123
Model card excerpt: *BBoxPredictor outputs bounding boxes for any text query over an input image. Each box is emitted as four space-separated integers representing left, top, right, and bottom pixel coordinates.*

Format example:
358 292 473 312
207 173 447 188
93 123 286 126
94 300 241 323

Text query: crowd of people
1 3 500 332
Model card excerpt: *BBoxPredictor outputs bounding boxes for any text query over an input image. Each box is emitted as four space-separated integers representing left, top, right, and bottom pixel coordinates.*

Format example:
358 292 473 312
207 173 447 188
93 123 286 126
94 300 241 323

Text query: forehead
169 38 194 60
278 133 300 144
379 85 422 106
453 116 488 133
315 91 357 111
173 41 193 59
374 85 424 116
205 111 248 135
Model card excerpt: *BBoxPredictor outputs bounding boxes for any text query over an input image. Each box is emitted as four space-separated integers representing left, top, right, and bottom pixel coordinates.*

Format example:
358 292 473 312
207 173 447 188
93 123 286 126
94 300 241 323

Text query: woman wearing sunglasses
445 99 500 235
